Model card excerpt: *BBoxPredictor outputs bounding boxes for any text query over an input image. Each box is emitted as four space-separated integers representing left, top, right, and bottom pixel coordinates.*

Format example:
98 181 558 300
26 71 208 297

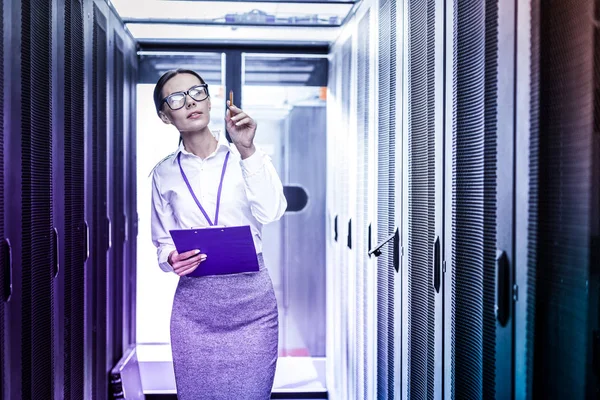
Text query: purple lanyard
177 151 230 226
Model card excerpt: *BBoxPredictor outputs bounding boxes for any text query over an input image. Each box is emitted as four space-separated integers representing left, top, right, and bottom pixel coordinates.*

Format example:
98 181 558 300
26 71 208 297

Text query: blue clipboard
169 225 260 277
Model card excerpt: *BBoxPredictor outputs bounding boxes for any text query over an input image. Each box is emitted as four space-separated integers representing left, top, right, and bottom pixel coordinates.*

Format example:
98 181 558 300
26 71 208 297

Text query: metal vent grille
340 37 352 397
377 0 396 397
21 0 54 398
111 38 126 362
529 0 594 397
525 0 540 396
451 0 498 397
92 6 109 397
356 10 370 400
407 0 435 397
125 61 138 346
0 0 4 389
64 0 86 398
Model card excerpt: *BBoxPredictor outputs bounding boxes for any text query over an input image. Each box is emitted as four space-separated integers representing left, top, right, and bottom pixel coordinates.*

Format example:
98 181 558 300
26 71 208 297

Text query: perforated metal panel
340 37 352 399
407 0 436 398
451 0 498 397
0 0 4 391
125 60 138 347
111 35 126 364
525 1 540 396
92 6 109 398
356 10 370 400
528 0 594 397
64 1 86 398
377 0 396 398
20 0 54 398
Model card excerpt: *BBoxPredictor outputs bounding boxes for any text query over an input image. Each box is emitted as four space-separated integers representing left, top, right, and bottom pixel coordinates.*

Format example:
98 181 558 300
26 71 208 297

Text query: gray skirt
170 254 279 400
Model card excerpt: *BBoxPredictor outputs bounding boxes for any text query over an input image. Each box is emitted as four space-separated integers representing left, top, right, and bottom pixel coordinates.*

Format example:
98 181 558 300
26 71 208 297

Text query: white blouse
150 132 287 272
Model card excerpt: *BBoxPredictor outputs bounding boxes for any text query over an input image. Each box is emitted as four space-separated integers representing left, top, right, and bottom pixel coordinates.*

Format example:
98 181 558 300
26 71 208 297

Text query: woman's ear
208 97 212 112
158 110 171 125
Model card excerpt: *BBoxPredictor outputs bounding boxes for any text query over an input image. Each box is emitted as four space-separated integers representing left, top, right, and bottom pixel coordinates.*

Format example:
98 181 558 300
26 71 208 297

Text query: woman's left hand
226 101 257 158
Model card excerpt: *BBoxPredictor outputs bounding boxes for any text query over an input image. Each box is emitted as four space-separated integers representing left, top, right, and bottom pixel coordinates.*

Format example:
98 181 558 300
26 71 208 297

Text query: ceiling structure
108 0 359 46
137 52 328 86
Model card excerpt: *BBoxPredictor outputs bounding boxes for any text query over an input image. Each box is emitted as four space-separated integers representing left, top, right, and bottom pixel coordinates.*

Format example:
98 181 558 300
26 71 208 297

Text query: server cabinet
1 0 16 398
0 1 136 398
325 48 340 399
124 47 138 351
404 0 444 398
89 2 110 398
326 32 354 400
87 1 137 397
355 8 371 400
518 0 598 398
336 35 354 400
376 0 399 397
63 1 87 399
20 0 57 398
108 25 126 373
0 0 5 393
442 0 516 398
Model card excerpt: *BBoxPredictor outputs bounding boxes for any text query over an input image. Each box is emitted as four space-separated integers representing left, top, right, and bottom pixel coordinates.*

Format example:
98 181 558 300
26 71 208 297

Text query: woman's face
158 73 211 133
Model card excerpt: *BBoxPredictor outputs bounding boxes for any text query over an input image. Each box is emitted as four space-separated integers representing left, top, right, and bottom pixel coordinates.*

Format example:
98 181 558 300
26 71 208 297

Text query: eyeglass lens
167 86 208 110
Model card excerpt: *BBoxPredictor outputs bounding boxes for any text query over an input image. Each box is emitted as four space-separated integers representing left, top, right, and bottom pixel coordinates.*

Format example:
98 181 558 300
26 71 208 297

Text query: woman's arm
150 173 177 272
225 103 288 224
151 171 217 275
240 149 288 225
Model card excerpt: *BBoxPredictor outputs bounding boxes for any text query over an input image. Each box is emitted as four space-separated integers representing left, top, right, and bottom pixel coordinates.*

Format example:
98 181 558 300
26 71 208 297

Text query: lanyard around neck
177 150 230 226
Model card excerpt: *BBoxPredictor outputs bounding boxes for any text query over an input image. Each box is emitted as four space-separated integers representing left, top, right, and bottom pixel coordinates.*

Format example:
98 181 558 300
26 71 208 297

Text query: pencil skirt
170 254 279 400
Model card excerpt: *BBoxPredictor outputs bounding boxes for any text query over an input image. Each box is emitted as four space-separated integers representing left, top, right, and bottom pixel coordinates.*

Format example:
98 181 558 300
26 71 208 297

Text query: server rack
1 1 137 399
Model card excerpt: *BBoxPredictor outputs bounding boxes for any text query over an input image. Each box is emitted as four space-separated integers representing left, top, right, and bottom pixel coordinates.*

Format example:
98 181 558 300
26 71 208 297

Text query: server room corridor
1 0 599 399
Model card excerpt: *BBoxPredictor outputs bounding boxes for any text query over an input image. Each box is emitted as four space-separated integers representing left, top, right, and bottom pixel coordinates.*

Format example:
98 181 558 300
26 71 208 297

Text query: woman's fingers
175 263 199 276
226 101 249 120
230 112 247 122
227 100 241 113
234 117 252 127
177 263 203 276
172 252 207 276
178 249 201 261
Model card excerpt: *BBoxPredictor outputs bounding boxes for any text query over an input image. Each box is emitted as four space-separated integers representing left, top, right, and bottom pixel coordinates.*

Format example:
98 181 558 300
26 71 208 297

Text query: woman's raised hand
225 101 257 159
168 249 207 276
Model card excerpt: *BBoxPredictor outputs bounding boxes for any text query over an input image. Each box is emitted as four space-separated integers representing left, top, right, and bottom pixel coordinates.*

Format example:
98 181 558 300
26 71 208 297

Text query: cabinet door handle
83 221 90 262
368 223 372 258
433 236 441 293
369 228 399 270
53 227 60 278
334 215 338 242
107 216 112 250
496 250 510 326
393 228 400 272
347 219 352 249
1 238 13 302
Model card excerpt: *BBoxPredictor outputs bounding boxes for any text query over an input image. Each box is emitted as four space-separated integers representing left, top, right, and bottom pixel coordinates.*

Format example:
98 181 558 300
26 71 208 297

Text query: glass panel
135 52 226 344
241 53 328 365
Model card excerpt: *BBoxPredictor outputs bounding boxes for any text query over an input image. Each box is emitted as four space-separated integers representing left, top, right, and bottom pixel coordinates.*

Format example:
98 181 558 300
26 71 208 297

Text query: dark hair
153 69 207 115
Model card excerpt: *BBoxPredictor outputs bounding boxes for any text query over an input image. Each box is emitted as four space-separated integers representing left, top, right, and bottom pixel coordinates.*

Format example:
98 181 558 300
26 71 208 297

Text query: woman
150 69 287 399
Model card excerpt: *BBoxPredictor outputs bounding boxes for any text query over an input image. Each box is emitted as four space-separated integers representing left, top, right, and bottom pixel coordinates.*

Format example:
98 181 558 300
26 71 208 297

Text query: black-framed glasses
162 84 210 110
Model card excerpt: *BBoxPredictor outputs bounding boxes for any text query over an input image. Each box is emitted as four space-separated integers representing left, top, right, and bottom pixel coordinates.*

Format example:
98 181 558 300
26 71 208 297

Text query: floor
136 343 328 398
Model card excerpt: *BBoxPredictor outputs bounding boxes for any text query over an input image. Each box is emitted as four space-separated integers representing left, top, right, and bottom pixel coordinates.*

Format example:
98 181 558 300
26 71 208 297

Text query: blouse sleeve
239 147 288 224
150 172 177 272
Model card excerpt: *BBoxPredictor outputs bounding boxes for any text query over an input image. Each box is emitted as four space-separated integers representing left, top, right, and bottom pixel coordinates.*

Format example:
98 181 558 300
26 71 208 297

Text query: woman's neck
181 129 218 159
